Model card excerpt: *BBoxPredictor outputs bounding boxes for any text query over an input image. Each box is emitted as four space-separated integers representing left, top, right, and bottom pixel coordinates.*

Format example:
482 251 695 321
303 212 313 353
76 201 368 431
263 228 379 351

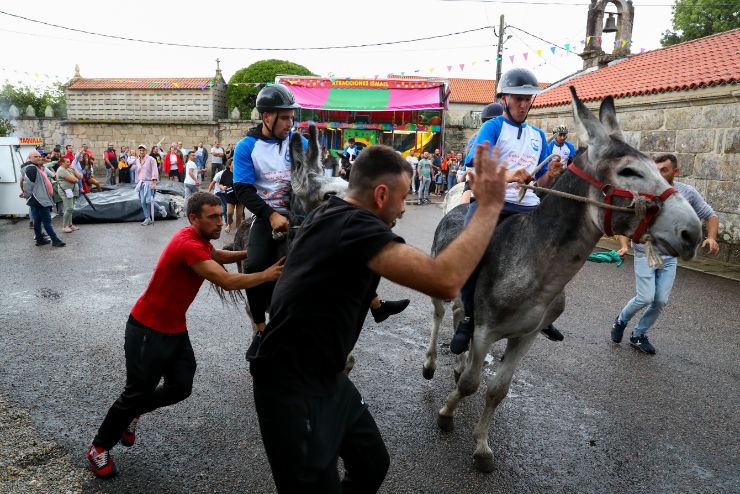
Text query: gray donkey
230 124 348 327
423 89 702 473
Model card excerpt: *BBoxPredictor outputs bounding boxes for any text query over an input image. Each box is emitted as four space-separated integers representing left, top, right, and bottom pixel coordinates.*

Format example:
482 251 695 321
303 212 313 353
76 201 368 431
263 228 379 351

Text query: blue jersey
234 128 308 213
547 139 576 166
465 116 549 206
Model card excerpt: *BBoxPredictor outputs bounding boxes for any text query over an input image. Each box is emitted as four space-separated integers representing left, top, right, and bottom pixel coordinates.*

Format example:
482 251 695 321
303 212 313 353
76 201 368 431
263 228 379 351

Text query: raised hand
468 142 507 212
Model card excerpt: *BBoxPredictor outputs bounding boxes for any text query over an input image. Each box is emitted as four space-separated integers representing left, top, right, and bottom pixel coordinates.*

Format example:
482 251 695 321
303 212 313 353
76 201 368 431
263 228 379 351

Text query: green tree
227 59 314 118
0 82 67 117
661 0 740 46
0 117 14 137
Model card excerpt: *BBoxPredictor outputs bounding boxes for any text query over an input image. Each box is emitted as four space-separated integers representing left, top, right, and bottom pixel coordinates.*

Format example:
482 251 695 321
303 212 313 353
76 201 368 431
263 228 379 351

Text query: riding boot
450 270 478 354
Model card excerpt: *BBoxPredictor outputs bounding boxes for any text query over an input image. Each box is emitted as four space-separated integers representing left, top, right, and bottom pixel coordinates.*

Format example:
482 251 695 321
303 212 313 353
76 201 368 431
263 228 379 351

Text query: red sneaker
120 416 140 447
87 444 117 478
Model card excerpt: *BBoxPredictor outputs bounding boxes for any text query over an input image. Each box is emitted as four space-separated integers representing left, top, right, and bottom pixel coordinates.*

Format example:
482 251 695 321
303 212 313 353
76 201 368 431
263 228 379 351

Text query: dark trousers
93 318 197 450
211 162 224 180
254 375 389 494
246 216 279 325
460 201 531 323
30 205 60 242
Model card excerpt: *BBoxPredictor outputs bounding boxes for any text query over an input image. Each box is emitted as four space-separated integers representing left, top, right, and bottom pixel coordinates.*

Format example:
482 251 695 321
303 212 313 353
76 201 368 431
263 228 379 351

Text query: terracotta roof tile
389 75 548 104
68 78 216 90
534 29 740 108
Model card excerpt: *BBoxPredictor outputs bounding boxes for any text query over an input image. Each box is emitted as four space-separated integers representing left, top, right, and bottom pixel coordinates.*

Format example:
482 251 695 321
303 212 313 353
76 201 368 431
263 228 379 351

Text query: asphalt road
0 202 738 494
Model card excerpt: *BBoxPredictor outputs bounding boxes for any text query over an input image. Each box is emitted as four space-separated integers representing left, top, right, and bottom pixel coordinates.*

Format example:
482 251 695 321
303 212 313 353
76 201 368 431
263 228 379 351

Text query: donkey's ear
598 96 624 140
289 132 305 175
306 124 321 172
570 86 608 148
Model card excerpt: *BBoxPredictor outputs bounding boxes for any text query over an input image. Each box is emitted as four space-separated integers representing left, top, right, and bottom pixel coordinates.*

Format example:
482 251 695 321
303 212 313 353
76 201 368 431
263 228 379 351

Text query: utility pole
495 15 505 95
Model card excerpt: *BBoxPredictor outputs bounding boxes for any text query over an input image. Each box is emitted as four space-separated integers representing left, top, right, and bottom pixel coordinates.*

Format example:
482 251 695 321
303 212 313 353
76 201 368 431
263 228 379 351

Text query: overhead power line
0 9 493 51
507 24 569 52
437 0 736 6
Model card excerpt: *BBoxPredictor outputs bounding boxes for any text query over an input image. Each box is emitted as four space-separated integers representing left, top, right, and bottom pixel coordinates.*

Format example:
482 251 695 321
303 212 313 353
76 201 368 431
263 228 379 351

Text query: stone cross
25 106 36 117
230 107 241 120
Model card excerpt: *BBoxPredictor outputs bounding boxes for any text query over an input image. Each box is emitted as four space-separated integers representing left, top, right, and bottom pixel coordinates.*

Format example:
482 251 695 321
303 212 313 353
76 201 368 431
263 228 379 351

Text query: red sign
18 137 43 145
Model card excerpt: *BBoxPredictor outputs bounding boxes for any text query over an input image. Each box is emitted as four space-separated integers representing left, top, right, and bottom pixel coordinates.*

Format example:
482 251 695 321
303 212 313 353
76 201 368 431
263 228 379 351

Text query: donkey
423 88 702 473
230 124 348 326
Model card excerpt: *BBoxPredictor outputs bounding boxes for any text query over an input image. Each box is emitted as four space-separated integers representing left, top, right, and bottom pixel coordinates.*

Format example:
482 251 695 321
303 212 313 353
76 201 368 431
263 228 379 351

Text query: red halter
567 163 678 243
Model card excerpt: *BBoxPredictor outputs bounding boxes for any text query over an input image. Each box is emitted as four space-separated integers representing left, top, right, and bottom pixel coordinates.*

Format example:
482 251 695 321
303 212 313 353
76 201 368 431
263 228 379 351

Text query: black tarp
72 182 185 223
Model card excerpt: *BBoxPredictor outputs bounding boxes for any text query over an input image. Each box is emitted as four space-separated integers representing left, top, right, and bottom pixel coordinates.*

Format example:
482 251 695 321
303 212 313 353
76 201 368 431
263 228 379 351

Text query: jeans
618 253 678 337
184 183 199 204
61 193 75 225
447 172 456 191
129 167 136 184
418 177 431 201
105 167 116 185
138 185 156 220
217 193 228 222
93 318 196 450
30 205 60 242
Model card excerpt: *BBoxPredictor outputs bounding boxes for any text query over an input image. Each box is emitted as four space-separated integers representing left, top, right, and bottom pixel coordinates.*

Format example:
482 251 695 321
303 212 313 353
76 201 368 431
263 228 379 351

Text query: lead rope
519 183 666 268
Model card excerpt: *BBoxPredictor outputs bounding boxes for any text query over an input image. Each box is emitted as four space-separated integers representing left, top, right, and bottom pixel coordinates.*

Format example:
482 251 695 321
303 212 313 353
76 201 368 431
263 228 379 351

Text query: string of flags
1 35 650 87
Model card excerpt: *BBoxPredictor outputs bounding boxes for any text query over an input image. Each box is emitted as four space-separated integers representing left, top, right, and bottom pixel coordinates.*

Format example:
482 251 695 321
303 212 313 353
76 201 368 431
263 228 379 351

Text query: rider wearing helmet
547 124 576 167
234 84 307 332
449 68 566 354
481 102 504 123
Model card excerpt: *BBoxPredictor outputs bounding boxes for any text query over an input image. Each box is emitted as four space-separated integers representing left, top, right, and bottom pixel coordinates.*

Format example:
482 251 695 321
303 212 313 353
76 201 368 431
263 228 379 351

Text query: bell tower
580 0 635 69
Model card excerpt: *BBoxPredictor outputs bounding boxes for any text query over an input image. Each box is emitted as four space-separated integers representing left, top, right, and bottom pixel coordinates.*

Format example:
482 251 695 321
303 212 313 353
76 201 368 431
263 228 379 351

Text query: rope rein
519 181 666 268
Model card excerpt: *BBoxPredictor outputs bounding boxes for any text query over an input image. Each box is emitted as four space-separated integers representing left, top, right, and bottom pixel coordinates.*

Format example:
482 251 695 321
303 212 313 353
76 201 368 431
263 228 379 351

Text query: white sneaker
141 218 153 226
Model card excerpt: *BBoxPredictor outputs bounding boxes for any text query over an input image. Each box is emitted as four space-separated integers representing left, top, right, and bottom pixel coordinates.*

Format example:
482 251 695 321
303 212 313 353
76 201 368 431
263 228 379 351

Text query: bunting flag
536 49 542 56
459 63 465 71
447 65 452 72
586 36 591 44
509 55 515 63
550 46 556 54
522 53 528 61
564 43 570 52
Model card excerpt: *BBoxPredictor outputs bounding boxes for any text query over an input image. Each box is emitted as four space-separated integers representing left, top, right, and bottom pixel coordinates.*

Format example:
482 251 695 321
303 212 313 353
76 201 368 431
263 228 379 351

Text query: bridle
566 162 678 243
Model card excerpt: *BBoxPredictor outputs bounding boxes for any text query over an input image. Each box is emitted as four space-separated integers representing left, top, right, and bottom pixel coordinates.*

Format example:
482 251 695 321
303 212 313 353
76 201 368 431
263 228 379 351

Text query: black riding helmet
481 102 504 122
255 84 301 141
496 68 542 132
256 84 301 113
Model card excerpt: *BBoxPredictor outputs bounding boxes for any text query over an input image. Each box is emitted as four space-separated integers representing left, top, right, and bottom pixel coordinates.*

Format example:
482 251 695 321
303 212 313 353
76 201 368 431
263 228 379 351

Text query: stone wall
66 89 225 122
12 118 259 171
443 124 477 154
529 85 740 263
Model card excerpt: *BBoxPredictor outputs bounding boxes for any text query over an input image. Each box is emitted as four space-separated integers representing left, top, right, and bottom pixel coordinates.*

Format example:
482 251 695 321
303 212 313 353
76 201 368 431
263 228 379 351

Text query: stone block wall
529 86 740 263
66 90 218 122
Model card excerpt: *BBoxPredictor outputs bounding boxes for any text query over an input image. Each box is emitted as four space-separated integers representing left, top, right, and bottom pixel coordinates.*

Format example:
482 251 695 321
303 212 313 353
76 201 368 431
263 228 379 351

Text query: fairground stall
276 76 448 158
0 137 42 216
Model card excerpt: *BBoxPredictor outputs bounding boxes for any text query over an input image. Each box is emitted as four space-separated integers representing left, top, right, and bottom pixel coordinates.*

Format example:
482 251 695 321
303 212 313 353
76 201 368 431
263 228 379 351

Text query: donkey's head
289 124 348 217
570 87 701 260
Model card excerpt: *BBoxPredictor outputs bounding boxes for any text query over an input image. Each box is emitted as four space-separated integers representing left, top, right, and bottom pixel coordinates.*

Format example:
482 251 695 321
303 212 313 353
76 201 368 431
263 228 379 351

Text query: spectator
207 167 228 223
104 144 117 185
219 158 243 234
64 145 75 164
547 125 576 167
165 146 184 182
417 152 432 204
210 141 225 178
19 150 65 247
447 152 461 191
129 144 162 226
406 149 419 194
150 146 163 175
223 142 234 165
55 156 81 233
76 151 104 192
611 154 720 354
183 150 200 201
118 146 131 184
343 138 358 164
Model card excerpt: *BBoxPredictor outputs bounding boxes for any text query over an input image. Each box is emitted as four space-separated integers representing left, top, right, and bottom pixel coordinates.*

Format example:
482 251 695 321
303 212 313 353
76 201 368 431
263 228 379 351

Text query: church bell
603 13 618 33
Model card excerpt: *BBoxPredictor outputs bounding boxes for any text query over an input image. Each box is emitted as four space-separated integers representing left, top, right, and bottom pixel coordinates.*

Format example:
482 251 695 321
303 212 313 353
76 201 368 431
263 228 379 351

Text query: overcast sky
0 0 676 90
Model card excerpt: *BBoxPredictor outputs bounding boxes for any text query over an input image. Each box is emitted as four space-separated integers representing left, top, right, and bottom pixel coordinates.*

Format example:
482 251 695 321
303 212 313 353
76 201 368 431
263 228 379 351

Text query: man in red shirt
87 192 284 479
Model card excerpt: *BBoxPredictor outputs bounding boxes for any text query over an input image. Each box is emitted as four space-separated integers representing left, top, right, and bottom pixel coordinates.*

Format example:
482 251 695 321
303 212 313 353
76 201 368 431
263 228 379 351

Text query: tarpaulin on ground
277 77 447 111
72 182 183 223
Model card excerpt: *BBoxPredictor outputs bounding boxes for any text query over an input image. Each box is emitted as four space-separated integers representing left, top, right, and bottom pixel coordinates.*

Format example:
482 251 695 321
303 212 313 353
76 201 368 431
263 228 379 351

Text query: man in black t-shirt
248 142 509 493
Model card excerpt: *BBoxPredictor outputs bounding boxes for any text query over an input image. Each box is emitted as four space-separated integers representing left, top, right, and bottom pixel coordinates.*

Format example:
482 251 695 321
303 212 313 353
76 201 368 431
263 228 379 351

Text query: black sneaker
629 334 656 354
450 317 474 354
611 316 627 343
35 238 51 246
52 240 66 247
541 324 564 342
371 299 410 323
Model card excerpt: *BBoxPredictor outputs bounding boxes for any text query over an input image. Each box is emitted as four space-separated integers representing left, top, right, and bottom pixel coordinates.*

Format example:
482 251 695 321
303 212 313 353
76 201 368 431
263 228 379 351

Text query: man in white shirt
211 141 225 179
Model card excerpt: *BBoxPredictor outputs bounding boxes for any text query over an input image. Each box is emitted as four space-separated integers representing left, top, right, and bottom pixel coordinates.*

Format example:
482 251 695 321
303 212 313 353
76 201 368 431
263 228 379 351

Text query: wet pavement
0 201 738 493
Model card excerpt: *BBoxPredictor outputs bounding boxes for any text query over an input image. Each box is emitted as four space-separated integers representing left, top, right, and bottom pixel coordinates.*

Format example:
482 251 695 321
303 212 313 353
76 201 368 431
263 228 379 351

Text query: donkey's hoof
473 451 495 473
422 366 435 380
437 414 454 433
453 369 461 383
